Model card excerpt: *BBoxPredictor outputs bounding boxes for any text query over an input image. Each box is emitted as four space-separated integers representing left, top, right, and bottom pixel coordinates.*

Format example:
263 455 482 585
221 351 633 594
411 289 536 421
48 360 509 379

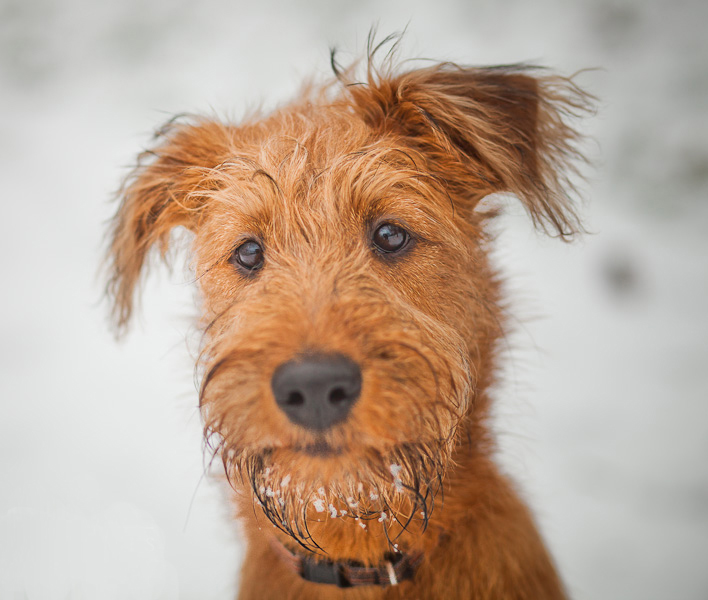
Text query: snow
390 463 404 491
1 0 707 598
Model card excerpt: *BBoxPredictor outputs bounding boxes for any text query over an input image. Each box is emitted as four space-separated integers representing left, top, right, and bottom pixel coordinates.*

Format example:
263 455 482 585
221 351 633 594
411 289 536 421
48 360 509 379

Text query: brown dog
106 44 591 599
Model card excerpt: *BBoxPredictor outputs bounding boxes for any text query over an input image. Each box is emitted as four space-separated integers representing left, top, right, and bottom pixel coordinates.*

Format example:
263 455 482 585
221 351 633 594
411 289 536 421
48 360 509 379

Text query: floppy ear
106 117 233 333
342 63 593 237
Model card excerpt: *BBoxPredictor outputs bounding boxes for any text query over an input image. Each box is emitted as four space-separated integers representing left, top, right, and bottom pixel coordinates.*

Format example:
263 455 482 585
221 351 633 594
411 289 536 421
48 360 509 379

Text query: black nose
271 354 362 431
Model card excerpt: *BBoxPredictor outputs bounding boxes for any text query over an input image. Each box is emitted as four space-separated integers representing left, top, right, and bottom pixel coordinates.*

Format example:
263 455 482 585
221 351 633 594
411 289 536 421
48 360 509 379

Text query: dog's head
106 55 590 551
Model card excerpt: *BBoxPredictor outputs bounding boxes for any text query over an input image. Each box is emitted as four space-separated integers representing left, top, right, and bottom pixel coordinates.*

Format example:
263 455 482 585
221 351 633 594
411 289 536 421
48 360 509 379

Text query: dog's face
192 112 484 544
107 62 588 549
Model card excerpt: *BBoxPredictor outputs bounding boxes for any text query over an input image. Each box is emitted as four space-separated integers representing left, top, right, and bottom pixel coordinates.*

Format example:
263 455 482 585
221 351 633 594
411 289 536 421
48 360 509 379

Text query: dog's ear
106 118 233 333
343 63 592 237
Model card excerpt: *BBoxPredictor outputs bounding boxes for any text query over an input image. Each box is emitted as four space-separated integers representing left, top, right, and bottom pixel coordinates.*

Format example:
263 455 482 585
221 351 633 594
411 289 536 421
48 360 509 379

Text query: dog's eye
372 222 410 254
230 240 264 273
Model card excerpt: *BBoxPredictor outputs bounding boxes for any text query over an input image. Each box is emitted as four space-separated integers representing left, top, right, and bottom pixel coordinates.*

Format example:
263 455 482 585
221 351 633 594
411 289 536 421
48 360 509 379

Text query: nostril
286 391 305 406
328 387 347 404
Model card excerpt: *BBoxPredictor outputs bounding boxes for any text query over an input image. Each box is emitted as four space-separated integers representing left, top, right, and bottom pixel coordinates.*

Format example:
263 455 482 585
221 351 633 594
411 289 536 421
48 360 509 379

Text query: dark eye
372 222 410 254
230 240 264 273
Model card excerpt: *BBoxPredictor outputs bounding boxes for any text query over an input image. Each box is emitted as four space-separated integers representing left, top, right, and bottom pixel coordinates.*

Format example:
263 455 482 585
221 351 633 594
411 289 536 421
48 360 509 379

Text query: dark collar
269 537 424 588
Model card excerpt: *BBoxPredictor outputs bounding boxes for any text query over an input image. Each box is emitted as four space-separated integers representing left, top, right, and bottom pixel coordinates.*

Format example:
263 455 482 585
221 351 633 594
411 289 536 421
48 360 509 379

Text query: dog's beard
224 441 447 553
199 311 472 552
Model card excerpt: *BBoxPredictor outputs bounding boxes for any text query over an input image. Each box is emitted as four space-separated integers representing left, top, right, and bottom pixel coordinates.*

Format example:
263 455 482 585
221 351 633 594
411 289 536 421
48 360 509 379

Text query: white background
1 0 707 598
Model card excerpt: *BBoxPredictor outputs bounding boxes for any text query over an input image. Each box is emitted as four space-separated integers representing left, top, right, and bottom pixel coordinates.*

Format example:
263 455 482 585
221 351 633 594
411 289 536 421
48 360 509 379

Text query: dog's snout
271 354 362 431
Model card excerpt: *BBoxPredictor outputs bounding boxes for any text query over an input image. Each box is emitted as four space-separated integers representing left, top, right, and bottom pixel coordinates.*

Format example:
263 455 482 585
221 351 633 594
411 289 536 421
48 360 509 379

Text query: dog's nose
271 354 362 431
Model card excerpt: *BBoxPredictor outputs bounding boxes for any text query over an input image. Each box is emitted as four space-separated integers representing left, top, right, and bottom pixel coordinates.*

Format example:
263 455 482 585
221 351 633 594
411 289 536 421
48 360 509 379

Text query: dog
106 41 591 599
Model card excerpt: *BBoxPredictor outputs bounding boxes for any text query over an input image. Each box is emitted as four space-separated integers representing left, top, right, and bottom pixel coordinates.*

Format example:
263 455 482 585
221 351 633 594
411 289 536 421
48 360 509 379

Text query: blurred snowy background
1 0 707 598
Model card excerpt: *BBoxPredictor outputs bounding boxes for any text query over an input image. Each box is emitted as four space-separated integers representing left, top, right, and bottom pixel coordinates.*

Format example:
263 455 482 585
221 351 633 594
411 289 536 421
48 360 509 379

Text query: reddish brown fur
106 48 591 599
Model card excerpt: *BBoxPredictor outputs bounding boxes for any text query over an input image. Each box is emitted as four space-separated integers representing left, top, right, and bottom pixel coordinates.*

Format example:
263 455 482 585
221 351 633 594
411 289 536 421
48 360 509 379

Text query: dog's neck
236 418 566 598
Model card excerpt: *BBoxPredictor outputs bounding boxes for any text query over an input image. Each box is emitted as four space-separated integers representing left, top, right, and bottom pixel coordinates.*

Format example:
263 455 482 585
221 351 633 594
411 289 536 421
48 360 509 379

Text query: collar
269 537 424 588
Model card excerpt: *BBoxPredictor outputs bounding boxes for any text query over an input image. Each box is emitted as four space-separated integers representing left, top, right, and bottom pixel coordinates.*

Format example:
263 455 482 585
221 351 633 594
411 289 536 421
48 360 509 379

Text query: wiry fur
106 43 592 599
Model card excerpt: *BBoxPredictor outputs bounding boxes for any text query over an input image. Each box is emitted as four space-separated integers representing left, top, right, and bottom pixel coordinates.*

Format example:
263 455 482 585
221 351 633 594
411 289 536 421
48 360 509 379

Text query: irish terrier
106 43 591 598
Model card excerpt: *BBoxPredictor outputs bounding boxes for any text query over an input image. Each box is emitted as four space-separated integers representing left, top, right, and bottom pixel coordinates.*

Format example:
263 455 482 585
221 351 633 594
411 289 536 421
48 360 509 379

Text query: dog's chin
237 440 446 506
233 440 445 551
247 441 402 476
242 443 378 484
